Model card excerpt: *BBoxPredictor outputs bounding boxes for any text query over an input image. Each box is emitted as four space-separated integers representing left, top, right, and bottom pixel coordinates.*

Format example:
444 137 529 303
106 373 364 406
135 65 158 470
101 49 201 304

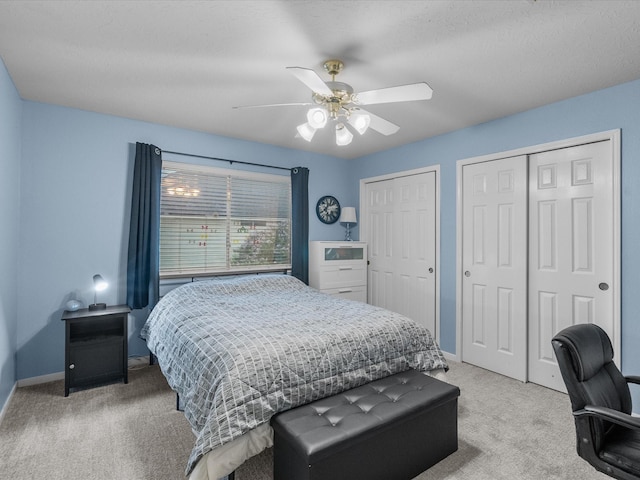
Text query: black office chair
552 323 640 479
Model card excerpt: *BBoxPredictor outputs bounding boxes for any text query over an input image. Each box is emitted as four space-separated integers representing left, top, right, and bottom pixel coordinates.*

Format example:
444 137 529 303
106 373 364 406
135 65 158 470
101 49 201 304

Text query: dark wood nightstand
61 304 131 396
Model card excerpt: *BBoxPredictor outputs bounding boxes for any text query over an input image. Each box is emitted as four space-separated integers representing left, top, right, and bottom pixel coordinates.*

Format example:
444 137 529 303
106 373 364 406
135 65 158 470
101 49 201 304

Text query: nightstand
61 304 130 396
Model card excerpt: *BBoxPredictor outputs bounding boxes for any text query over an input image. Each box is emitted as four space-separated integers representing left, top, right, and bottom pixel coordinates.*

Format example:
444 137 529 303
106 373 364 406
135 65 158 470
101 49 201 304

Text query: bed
141 274 449 479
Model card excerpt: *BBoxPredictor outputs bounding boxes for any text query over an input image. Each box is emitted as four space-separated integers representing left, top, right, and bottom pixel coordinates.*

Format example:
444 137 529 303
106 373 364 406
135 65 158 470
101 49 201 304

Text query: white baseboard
127 355 151 368
17 371 64 387
442 350 459 363
0 382 17 426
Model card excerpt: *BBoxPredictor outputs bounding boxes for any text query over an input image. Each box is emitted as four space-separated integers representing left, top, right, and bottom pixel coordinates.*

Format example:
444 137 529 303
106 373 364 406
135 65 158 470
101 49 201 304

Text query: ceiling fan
233 59 433 146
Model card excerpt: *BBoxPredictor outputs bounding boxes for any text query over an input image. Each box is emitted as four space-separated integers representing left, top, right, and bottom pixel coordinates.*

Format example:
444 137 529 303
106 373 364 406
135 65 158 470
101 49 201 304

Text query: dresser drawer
310 242 367 267
321 285 366 303
313 265 366 289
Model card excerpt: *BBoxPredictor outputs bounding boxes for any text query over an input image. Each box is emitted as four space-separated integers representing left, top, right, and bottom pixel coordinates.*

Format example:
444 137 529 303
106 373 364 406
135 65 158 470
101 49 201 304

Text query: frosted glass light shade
306 108 328 129
348 112 371 135
339 207 357 224
335 123 353 146
296 122 316 142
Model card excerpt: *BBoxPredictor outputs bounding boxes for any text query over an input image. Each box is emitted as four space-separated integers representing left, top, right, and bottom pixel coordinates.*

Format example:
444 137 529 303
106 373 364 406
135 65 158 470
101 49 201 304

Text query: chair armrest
625 375 640 386
574 405 640 431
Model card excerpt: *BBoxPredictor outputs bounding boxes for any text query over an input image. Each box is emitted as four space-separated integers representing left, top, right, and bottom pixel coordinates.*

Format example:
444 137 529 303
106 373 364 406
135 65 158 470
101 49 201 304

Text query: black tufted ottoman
270 369 460 480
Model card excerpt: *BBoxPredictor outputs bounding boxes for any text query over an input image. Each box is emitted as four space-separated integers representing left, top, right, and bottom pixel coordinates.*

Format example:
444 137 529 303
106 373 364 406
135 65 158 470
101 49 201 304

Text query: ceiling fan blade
233 102 312 109
355 82 433 105
286 67 334 96
358 109 400 136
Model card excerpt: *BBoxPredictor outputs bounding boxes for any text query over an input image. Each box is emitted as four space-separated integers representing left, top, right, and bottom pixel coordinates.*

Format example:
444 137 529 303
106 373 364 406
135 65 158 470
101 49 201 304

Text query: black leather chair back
552 324 631 450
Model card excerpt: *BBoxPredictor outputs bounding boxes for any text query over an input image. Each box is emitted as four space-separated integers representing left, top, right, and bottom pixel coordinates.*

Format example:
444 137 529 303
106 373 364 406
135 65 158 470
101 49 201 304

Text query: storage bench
270 369 460 480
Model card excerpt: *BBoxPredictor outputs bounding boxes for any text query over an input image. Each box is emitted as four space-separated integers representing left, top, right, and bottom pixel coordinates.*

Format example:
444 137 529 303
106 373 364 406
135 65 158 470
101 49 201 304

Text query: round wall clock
316 195 341 224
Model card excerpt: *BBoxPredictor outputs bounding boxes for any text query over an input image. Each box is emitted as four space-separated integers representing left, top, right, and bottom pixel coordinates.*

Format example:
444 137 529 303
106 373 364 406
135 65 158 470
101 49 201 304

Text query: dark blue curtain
291 167 309 284
127 143 162 310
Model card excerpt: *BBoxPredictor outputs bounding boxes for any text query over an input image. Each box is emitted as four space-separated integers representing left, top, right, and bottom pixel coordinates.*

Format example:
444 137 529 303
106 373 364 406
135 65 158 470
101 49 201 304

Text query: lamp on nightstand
339 207 357 241
88 274 108 311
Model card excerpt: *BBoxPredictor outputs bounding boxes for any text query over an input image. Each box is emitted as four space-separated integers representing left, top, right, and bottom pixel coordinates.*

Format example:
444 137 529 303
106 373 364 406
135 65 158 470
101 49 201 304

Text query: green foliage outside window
231 221 291 266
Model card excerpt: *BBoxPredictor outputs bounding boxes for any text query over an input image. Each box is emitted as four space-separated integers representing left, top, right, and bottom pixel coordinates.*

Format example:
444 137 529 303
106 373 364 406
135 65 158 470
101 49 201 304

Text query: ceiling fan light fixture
335 123 353 146
306 107 328 129
348 112 371 135
240 58 430 146
297 122 316 142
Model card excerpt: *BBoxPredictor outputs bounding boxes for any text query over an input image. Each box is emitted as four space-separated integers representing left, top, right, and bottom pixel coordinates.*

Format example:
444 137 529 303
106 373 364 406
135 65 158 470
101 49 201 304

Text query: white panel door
366 179 395 310
393 173 437 333
461 156 528 381
528 141 615 391
366 172 437 334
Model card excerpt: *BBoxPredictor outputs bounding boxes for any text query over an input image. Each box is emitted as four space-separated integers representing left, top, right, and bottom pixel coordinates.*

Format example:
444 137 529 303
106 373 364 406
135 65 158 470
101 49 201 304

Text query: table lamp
339 207 357 241
88 274 108 311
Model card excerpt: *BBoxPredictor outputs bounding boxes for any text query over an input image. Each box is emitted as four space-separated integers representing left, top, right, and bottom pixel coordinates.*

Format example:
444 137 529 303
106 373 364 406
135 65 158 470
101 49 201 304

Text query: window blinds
160 161 291 277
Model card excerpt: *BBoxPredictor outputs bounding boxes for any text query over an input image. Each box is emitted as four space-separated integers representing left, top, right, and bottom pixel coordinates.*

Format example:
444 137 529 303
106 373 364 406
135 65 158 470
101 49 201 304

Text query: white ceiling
1 1 639 160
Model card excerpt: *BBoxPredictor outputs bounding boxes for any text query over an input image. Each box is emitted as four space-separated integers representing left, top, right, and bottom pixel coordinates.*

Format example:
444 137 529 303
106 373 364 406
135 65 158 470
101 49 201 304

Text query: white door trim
456 129 621 368
360 165 441 344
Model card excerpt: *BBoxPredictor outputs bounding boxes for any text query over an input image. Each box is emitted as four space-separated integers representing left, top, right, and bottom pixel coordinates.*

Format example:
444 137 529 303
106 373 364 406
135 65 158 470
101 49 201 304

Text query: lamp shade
307 107 328 129
296 122 316 142
339 207 357 224
335 123 353 146
348 112 371 135
93 274 108 291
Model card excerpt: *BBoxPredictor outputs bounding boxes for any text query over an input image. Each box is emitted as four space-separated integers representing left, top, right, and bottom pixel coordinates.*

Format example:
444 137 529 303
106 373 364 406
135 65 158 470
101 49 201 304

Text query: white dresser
309 241 367 303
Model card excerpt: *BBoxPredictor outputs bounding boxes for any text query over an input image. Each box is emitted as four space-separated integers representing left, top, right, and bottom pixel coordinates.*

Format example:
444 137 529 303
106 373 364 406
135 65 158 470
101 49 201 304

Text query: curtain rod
162 150 293 172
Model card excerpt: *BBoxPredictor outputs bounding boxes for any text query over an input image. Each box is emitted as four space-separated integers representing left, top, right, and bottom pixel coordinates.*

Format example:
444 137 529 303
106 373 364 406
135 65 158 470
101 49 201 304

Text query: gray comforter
141 274 448 474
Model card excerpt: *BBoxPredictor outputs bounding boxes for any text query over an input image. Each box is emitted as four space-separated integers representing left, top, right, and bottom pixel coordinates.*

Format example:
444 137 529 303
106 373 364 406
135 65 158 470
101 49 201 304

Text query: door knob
464 271 471 277
599 282 609 291
428 267 434 273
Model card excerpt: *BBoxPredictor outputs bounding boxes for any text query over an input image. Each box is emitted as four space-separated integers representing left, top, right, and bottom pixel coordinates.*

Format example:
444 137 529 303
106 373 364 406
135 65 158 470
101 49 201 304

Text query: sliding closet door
528 141 616 391
459 135 619 388
366 171 437 335
461 156 528 381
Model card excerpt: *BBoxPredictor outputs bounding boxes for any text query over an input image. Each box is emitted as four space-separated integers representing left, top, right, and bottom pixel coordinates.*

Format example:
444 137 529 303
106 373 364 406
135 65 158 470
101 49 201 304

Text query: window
160 161 291 277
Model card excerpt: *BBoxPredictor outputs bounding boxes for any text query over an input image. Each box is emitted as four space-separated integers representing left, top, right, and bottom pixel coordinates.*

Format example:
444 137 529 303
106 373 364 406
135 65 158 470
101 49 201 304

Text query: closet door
394 173 437 333
366 171 437 334
528 141 616 391
461 156 528 381
366 179 395 311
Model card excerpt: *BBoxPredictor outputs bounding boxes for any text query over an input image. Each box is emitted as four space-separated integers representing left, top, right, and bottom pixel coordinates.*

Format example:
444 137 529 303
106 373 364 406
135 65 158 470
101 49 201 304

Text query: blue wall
15 101 352 383
350 79 640 375
0 59 21 411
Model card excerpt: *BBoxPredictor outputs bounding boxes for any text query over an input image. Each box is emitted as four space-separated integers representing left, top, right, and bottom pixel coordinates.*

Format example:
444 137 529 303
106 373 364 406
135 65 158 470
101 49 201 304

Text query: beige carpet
0 365 194 479
0 361 609 480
